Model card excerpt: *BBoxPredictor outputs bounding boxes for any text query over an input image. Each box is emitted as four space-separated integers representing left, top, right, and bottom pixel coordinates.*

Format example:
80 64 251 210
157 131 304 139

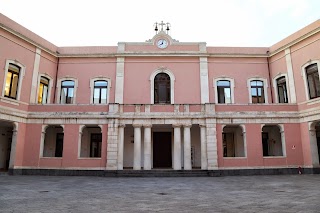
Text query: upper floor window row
306 63 320 100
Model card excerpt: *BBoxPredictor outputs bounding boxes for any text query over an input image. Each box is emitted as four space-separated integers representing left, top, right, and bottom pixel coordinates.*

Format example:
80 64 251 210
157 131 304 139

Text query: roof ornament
154 21 170 34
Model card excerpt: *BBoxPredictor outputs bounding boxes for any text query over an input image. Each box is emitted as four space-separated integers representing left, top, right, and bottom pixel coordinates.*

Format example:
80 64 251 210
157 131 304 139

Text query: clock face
157 39 168 49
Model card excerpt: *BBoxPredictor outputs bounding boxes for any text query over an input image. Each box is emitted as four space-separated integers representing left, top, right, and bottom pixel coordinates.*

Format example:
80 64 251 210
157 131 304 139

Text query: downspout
266 51 273 103
53 52 60 103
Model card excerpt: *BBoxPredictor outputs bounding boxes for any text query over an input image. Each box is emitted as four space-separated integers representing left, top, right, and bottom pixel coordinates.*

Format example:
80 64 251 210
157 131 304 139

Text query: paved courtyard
0 174 319 213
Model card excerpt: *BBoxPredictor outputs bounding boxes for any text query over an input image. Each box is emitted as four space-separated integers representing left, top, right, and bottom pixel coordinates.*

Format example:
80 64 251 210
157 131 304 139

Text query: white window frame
301 60 320 101
247 77 268 104
272 73 290 104
56 77 78 104
90 77 111 104
36 73 53 104
214 77 235 104
150 68 175 104
2 59 26 101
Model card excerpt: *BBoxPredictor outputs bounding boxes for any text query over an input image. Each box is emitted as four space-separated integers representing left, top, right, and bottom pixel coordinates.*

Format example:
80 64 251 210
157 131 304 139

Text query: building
0 14 320 176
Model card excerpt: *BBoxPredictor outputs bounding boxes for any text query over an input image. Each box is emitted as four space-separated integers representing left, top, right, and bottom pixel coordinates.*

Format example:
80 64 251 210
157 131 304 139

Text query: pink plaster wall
208 57 272 104
22 124 42 167
21 124 108 169
0 29 36 106
290 34 320 104
39 52 58 104
300 122 312 166
57 58 116 104
13 122 26 167
123 57 201 104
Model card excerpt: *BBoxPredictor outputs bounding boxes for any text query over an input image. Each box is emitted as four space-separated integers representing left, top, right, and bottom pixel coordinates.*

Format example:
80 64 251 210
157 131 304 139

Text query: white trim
36 73 54 104
150 68 175 104
115 57 124 104
200 57 209 104
89 77 111 104
284 48 297 103
56 77 78 104
301 60 320 101
272 73 289 103
2 59 26 101
247 77 268 104
213 77 235 104
30 48 42 103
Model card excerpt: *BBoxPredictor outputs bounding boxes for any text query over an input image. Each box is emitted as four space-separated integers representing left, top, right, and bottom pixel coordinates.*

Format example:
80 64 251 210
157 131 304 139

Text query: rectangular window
60 80 74 104
5 64 20 99
93 81 108 104
251 80 265 103
306 64 320 99
217 80 231 104
276 77 288 103
38 77 49 104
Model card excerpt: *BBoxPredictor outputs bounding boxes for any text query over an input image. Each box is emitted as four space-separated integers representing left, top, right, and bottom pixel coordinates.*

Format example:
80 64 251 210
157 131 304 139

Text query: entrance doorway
0 124 13 171
153 132 172 168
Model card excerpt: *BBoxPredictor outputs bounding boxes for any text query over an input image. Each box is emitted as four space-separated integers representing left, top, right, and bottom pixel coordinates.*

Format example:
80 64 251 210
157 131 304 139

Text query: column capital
118 124 126 128
183 124 192 128
132 124 142 128
199 124 206 128
143 124 152 128
172 124 182 128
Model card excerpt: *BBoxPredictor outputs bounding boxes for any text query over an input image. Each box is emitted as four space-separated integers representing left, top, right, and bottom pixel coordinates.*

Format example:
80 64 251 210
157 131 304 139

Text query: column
117 124 125 170
133 124 142 170
9 129 18 169
183 124 192 170
285 48 297 103
200 57 209 104
143 124 152 170
173 124 182 170
200 125 208 170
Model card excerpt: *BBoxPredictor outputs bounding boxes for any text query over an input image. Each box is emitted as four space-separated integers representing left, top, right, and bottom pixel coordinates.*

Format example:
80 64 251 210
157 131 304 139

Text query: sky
0 0 319 47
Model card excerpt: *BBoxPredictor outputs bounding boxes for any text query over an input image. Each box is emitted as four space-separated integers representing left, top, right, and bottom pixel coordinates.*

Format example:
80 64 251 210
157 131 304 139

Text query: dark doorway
153 132 172 168
262 132 269 156
55 133 64 157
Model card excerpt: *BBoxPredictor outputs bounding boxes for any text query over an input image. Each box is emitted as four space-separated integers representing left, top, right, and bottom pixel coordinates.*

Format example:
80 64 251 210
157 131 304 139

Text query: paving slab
0 175 319 212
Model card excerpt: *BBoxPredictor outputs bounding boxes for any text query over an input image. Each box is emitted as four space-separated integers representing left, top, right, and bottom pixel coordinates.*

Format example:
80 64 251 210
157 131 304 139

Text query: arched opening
154 73 171 104
43 125 64 157
222 125 245 157
261 125 283 156
0 121 14 171
80 125 102 158
309 121 320 166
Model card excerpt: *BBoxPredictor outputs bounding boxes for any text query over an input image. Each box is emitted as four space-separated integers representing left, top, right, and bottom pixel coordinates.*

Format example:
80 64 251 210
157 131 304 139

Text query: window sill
223 157 247 159
0 96 20 106
306 97 320 105
263 156 285 158
78 157 102 159
40 157 63 159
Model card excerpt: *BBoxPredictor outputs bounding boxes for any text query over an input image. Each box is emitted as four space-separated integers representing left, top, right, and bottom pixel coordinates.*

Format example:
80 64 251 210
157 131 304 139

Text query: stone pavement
0 175 319 213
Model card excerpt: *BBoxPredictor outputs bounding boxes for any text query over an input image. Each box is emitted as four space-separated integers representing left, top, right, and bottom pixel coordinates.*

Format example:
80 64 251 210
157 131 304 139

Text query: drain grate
39 191 49 193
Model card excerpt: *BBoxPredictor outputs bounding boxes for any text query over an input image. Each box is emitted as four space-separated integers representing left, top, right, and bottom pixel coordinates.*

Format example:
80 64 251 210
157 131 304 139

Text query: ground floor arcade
1 118 320 173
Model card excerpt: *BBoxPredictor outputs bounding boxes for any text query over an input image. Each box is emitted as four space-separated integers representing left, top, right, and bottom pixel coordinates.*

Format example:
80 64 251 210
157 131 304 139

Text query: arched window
154 73 171 104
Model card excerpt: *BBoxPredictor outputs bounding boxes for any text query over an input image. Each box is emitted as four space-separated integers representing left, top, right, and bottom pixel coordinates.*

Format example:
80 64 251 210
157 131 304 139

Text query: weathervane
154 21 170 34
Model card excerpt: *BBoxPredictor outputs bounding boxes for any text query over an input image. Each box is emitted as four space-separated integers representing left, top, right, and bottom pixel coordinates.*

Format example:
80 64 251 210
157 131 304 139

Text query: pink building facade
0 14 320 176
